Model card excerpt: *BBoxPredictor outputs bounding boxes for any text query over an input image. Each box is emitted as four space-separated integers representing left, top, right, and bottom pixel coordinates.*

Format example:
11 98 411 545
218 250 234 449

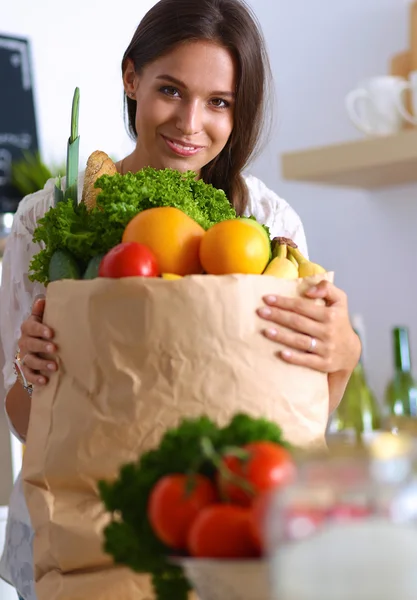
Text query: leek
54 175 64 205
57 87 80 206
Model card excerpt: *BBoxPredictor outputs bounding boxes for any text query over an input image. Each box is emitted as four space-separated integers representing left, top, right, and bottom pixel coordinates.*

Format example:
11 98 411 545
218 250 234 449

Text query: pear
263 243 299 278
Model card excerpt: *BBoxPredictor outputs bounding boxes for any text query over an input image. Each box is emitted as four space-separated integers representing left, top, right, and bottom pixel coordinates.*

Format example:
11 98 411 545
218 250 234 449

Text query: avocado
48 249 81 282
239 216 272 259
83 254 104 280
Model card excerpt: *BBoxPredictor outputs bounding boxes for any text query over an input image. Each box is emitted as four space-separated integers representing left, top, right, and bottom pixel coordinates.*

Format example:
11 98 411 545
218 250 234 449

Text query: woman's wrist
327 331 361 413
13 349 33 396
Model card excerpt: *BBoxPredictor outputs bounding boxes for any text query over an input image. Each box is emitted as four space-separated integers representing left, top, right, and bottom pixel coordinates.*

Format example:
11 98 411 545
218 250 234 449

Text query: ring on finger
307 336 318 353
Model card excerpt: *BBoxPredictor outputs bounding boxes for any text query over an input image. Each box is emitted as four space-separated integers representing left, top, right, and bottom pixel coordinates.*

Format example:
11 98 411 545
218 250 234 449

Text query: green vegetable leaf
30 167 237 284
217 413 287 448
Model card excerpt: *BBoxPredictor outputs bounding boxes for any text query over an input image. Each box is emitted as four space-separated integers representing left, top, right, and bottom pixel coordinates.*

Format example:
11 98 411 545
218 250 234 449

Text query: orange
122 207 205 276
200 220 270 275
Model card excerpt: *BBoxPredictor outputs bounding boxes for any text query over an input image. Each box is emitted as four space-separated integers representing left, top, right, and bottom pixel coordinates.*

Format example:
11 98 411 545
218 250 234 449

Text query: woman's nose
176 100 203 135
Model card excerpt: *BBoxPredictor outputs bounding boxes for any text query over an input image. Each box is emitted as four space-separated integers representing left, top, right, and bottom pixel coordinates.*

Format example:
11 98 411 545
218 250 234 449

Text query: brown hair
122 0 272 215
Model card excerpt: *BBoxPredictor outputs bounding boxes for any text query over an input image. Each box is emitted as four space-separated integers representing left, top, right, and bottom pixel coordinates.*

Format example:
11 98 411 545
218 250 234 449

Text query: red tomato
187 504 259 559
148 474 217 550
98 242 159 278
218 442 295 506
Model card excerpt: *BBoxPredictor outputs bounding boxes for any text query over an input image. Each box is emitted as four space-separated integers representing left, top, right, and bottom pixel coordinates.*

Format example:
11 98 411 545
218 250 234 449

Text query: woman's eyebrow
156 74 236 98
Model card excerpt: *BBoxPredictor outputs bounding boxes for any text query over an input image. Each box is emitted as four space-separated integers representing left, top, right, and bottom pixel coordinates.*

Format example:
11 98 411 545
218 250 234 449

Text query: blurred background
1 1 417 585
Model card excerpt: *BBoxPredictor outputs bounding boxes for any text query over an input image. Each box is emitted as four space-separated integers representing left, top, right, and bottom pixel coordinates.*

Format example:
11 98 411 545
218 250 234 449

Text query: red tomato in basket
148 474 217 550
187 504 259 559
218 442 295 506
98 242 159 278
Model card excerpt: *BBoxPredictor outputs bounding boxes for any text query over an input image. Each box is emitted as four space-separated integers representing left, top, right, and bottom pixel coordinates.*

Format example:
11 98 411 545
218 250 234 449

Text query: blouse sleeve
0 180 54 438
243 175 309 259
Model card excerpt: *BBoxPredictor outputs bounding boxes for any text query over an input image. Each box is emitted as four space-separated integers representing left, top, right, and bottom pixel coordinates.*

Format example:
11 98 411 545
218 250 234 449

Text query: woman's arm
5 381 31 442
0 190 50 443
328 365 359 415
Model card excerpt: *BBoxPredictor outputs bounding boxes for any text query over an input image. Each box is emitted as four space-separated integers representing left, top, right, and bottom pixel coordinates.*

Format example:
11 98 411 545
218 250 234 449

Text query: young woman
0 0 360 598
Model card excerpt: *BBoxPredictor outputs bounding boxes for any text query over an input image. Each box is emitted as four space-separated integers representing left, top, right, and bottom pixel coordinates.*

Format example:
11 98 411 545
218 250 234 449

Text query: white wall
2 0 416 406
252 0 417 404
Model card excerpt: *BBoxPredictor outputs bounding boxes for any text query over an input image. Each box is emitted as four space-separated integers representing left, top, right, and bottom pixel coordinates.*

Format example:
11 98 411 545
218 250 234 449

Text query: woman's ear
123 58 138 100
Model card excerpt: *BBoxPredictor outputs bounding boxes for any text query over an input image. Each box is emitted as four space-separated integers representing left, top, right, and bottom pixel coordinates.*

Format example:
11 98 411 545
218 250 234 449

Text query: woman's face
124 40 236 175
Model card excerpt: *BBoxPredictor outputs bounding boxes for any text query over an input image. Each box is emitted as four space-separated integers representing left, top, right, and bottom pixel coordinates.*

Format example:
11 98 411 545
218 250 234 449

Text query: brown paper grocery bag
23 273 332 600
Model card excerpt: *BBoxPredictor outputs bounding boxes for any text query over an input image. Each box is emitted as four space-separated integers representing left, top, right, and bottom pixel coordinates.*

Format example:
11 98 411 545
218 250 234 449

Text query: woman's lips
162 135 205 157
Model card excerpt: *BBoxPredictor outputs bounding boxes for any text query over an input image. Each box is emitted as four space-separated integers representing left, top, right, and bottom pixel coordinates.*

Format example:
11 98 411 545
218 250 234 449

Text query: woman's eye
159 86 180 97
210 98 230 109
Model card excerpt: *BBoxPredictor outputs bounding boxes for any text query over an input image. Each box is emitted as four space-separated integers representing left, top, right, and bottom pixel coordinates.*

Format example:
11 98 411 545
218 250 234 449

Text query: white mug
396 70 417 125
345 76 406 136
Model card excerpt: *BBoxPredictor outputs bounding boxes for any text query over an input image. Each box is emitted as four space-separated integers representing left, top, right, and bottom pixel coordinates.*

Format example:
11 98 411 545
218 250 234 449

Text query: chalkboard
0 34 39 213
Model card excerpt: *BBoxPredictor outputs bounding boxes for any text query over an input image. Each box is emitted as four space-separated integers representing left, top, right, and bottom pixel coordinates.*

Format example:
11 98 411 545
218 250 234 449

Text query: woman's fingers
257 305 324 340
261 294 329 323
31 296 46 319
262 326 324 356
22 351 56 373
23 337 56 356
21 317 54 340
21 352 56 386
18 297 57 387
278 347 330 372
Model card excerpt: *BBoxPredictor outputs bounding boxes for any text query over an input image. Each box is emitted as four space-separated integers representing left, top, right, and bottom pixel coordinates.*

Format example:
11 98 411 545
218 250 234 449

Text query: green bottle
384 327 417 417
329 335 381 444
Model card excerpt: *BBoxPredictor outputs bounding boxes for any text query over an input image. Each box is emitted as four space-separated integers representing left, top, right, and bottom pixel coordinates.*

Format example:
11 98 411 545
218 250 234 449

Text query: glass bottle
384 327 417 418
329 333 381 445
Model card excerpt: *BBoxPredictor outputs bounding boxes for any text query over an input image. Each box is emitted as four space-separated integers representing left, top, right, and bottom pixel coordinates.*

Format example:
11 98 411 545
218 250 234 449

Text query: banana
263 242 299 279
287 253 298 268
287 246 326 277
161 273 183 280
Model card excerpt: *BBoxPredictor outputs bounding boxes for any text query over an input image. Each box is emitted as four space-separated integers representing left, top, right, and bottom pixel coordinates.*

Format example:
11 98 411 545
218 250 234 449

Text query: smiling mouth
161 135 206 157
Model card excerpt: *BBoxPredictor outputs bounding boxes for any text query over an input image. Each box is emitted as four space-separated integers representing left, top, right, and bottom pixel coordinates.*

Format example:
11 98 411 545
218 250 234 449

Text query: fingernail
307 286 317 294
43 329 51 338
264 295 277 304
258 307 272 317
38 376 46 384
46 344 54 353
47 363 56 371
265 327 278 338
281 350 292 358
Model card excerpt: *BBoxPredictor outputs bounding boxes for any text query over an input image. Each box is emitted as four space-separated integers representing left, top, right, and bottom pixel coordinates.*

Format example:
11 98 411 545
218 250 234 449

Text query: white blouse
0 173 308 599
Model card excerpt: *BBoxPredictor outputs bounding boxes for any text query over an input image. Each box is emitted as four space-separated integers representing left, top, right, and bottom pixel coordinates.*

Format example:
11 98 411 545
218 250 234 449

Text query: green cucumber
48 249 81 282
83 254 104 280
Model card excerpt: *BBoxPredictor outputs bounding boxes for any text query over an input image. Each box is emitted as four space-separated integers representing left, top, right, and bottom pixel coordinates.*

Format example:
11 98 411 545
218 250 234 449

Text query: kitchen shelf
281 128 417 189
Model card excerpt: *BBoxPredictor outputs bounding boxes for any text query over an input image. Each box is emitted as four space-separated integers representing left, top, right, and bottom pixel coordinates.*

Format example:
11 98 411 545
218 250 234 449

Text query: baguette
81 150 117 210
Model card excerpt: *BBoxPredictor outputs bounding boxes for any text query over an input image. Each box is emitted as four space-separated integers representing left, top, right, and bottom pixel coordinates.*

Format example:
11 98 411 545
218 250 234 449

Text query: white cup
396 70 417 125
345 76 407 136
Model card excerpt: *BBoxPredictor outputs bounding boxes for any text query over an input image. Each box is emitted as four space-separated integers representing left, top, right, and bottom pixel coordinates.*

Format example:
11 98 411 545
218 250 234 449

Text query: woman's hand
18 296 58 386
257 280 361 374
